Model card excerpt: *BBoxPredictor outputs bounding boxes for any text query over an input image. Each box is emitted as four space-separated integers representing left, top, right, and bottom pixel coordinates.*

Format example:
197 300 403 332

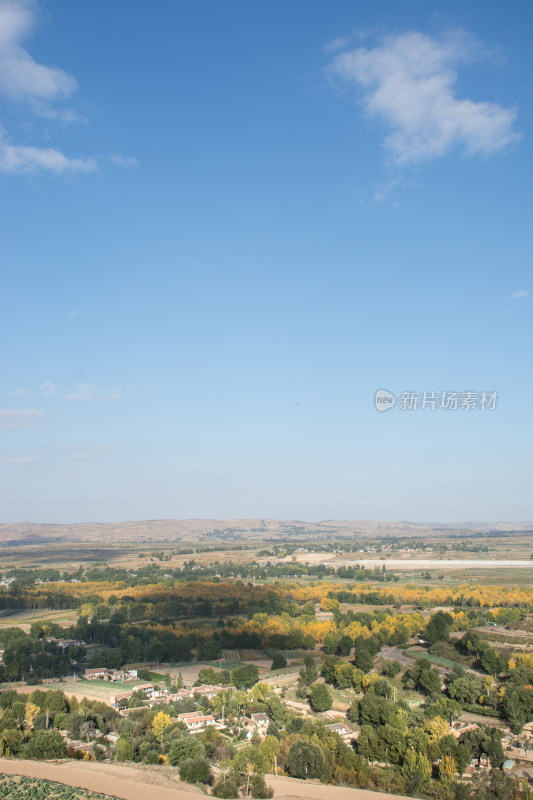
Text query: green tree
403 658 441 695
259 735 280 771
401 746 431 794
322 632 337 655
309 683 332 712
320 655 340 685
382 660 402 678
179 756 212 784
425 611 453 643
198 666 219 684
232 745 267 797
503 690 526 734
271 652 287 670
0 728 23 757
212 776 240 798
286 739 327 780
250 774 273 798
334 663 355 689
232 664 259 690
116 736 134 761
22 729 66 759
353 646 373 673
168 736 205 765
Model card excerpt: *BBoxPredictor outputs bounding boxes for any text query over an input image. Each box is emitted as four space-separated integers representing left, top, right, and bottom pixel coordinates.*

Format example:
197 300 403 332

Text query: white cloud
506 289 529 301
66 383 123 401
0 408 43 428
40 381 57 396
2 456 37 464
98 444 116 451
372 175 403 203
13 386 28 396
107 154 138 168
324 36 348 53
0 1 129 175
0 0 76 110
329 30 520 165
0 130 96 173
69 452 94 461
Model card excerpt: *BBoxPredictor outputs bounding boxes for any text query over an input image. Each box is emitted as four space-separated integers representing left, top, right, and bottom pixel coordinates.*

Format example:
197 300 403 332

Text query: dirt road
0 759 415 800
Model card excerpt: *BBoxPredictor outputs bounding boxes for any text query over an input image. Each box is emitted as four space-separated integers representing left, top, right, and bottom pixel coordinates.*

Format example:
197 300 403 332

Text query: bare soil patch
0 759 414 800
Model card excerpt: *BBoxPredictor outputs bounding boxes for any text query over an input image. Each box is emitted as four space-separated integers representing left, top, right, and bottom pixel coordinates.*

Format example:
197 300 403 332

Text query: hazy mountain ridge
0 518 531 546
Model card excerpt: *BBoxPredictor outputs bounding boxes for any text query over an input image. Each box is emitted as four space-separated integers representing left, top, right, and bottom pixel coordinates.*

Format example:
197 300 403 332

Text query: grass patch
404 647 464 670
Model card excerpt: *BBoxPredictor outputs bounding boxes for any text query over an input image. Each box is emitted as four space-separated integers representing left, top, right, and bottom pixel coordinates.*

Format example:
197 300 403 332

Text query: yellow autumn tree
439 755 456 783
152 710 171 744
425 716 449 742
24 701 40 730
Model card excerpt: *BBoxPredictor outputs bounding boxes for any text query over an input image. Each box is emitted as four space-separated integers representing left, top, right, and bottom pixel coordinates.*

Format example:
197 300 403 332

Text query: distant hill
0 518 531 546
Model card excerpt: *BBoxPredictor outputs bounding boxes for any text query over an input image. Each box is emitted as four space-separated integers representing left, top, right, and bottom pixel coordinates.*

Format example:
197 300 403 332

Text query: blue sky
1 0 531 523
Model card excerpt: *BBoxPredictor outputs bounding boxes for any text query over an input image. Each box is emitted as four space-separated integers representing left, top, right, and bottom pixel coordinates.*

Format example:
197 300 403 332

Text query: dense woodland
1 573 533 798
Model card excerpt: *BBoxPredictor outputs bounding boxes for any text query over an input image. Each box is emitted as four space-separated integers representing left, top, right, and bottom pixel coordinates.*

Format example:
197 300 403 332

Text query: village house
192 684 231 700
108 669 128 681
84 668 109 680
135 683 157 698
326 721 356 742
84 667 138 682
46 637 85 650
111 691 133 708
177 711 216 731
250 713 269 734
111 683 158 708
167 688 192 701
451 722 478 739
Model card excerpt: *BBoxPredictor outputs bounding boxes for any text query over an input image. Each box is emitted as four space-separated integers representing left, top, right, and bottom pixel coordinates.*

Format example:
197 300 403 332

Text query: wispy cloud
2 456 37 465
13 387 28 396
506 289 529 302
0 1 132 175
68 452 94 461
0 0 77 112
0 129 96 174
0 408 43 428
107 154 138 168
66 383 123 401
329 30 520 166
372 175 403 203
324 36 348 54
40 381 57 396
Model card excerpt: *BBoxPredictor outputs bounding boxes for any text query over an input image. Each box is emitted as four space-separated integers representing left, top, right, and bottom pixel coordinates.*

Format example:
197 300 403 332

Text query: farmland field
0 608 78 633
0 774 120 800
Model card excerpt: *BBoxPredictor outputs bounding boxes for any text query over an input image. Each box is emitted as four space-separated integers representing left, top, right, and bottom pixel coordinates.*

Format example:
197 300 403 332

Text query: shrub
250 774 273 798
271 652 287 670
212 777 240 798
179 755 212 784
22 729 66 759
